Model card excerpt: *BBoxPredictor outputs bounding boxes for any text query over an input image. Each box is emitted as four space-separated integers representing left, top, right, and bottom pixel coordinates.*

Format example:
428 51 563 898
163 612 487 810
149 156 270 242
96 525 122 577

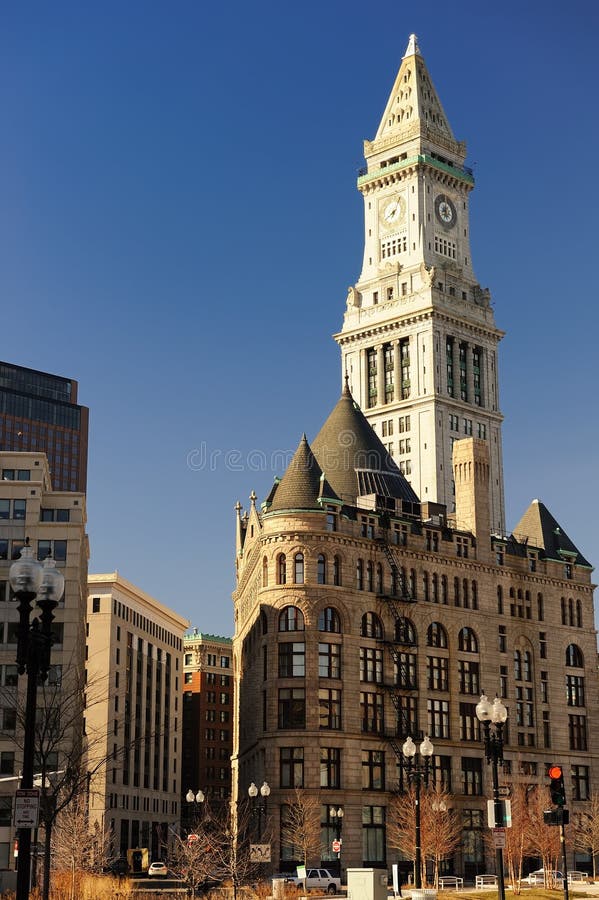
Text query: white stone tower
336 34 505 531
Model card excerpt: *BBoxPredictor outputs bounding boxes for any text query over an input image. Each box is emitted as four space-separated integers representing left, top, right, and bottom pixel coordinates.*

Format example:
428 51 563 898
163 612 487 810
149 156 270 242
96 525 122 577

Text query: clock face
435 194 456 228
380 195 406 228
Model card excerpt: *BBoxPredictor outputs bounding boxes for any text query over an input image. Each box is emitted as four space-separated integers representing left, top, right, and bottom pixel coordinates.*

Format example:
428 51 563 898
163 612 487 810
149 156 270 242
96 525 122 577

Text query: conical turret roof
311 381 419 507
268 434 338 513
513 499 591 567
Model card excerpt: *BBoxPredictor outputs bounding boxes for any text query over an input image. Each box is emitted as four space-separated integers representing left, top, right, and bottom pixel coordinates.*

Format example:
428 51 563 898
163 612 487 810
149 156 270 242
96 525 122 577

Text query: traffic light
548 765 566 807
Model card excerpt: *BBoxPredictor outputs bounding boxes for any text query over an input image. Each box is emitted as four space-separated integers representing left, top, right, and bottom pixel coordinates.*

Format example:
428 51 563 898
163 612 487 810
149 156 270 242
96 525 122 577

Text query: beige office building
0 451 87 877
86 573 188 861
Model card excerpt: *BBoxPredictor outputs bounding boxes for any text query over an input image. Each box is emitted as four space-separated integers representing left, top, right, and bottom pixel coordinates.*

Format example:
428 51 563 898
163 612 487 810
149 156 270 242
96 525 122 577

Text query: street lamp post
9 542 64 900
402 735 434 889
185 789 205 827
476 694 508 900
248 781 270 839
330 806 344 874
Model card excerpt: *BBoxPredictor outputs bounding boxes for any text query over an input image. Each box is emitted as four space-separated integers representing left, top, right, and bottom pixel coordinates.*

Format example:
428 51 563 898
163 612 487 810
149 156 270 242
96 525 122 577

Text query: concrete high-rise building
336 34 505 532
0 451 88 883
86 574 188 861
231 36 598 879
0 360 89 493
181 630 233 828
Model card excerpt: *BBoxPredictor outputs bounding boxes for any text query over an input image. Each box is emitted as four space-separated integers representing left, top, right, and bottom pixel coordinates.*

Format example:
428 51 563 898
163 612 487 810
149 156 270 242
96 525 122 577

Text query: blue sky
1 0 597 636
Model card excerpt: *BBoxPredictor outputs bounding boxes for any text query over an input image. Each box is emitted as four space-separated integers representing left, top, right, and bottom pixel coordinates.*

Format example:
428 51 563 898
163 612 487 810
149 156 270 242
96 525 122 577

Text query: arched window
427 622 448 649
441 575 448 605
431 573 438 603
395 617 416 645
333 555 342 586
423 572 430 602
497 585 503 614
318 607 340 633
361 612 383 639
471 581 478 610
279 606 304 632
399 567 407 598
453 576 460 606
458 626 478 653
262 556 269 588
294 553 304 584
462 579 469 608
356 559 364 591
523 650 532 681
561 598 567 625
376 563 383 595
277 554 287 585
366 561 374 592
568 598 574 626
576 599 582 628
566 644 584 668
317 554 327 585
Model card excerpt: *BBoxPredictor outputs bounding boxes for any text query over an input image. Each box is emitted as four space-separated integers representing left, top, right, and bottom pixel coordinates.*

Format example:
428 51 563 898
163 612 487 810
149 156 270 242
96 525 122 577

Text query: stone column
376 344 385 407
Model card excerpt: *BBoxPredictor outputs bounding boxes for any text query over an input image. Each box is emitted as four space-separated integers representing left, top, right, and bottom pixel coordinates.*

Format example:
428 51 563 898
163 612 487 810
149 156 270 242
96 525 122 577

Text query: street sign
492 828 506 849
498 785 511 797
332 839 341 853
14 789 39 828
250 843 271 863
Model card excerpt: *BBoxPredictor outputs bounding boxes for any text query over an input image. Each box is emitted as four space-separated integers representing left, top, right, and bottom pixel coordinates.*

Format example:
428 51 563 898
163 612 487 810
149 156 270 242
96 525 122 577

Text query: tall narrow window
262 557 269 588
317 554 326 585
294 553 304 584
277 554 287 585
446 337 454 397
367 348 377 408
333 556 341 586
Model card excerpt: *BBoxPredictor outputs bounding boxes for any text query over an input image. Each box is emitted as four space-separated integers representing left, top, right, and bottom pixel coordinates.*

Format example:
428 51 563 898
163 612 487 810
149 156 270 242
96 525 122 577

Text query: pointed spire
403 33 421 57
268 435 338 513
372 33 458 151
513 499 591 567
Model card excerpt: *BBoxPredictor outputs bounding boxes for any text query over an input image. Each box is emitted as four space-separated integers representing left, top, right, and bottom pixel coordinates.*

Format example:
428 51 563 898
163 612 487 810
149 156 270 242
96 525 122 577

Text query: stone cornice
336 306 504 346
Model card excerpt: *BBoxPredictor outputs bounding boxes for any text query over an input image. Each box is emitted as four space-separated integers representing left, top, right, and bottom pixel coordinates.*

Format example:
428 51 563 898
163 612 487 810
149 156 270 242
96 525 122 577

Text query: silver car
288 868 341 893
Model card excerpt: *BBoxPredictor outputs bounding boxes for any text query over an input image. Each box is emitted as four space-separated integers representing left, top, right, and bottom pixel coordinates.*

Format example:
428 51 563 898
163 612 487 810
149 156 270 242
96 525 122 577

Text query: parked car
287 868 341 893
523 869 563 885
148 861 168 877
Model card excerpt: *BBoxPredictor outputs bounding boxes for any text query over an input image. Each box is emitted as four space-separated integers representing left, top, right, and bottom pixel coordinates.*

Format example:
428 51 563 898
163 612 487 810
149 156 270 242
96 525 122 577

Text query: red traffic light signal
548 765 566 807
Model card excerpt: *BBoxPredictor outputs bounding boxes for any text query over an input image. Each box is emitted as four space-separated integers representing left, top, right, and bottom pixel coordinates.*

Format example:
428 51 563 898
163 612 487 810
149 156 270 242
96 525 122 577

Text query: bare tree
280 787 321 875
51 795 112 899
573 793 599 880
388 786 460 887
208 801 263 900
522 787 561 886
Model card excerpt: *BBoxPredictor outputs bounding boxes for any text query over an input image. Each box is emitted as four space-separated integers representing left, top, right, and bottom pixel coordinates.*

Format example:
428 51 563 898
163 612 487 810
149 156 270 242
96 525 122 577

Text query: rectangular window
459 702 481 741
362 750 385 790
572 765 590 801
92 597 101 613
0 797 11 827
395 652 417 689
278 688 305 729
362 806 386 864
319 689 342 729
360 647 383 684
0 500 9 520
462 757 483 795
13 500 26 520
433 755 452 793
427 698 450 739
0 752 14 775
320 747 340 789
427 656 448 692
360 691 384 733
280 747 304 788
278 642 305 677
459 660 480 695
498 626 507 653
397 695 418 738
319 643 341 679
566 675 585 707
568 715 587 751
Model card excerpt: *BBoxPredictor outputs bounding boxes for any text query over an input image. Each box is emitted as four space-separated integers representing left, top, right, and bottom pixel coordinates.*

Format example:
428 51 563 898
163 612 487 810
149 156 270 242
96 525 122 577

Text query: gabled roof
268 435 338 513
310 381 419 507
513 499 591 568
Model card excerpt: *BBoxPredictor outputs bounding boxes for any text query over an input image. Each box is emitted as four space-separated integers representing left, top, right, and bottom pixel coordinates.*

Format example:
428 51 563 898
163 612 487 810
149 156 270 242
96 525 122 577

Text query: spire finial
235 500 242 516
249 490 257 506
404 33 421 58
343 372 351 397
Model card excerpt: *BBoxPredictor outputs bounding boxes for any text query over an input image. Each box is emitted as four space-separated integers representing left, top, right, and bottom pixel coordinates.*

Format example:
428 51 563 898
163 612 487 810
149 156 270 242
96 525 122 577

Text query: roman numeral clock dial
435 193 457 228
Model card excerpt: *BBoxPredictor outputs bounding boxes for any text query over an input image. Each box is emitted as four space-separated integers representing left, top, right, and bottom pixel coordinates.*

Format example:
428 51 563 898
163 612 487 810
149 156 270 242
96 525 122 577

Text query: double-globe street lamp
330 806 344 874
248 781 270 839
186 789 205 826
475 694 508 900
10 541 65 900
402 735 434 889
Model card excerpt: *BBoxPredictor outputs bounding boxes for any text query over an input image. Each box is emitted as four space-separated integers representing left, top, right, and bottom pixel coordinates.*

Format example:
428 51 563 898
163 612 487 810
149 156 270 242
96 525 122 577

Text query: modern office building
336 34 505 531
231 35 598 878
0 360 89 493
85 573 188 861
0 451 88 878
181 630 233 828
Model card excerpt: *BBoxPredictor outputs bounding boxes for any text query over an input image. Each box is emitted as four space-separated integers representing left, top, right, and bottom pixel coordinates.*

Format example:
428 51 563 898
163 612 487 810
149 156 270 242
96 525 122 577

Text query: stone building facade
232 392 597 876
231 34 597 878
86 573 188 860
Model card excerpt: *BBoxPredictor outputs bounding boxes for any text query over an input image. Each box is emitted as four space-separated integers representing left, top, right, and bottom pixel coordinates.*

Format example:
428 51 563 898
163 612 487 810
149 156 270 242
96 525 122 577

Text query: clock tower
336 34 505 531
